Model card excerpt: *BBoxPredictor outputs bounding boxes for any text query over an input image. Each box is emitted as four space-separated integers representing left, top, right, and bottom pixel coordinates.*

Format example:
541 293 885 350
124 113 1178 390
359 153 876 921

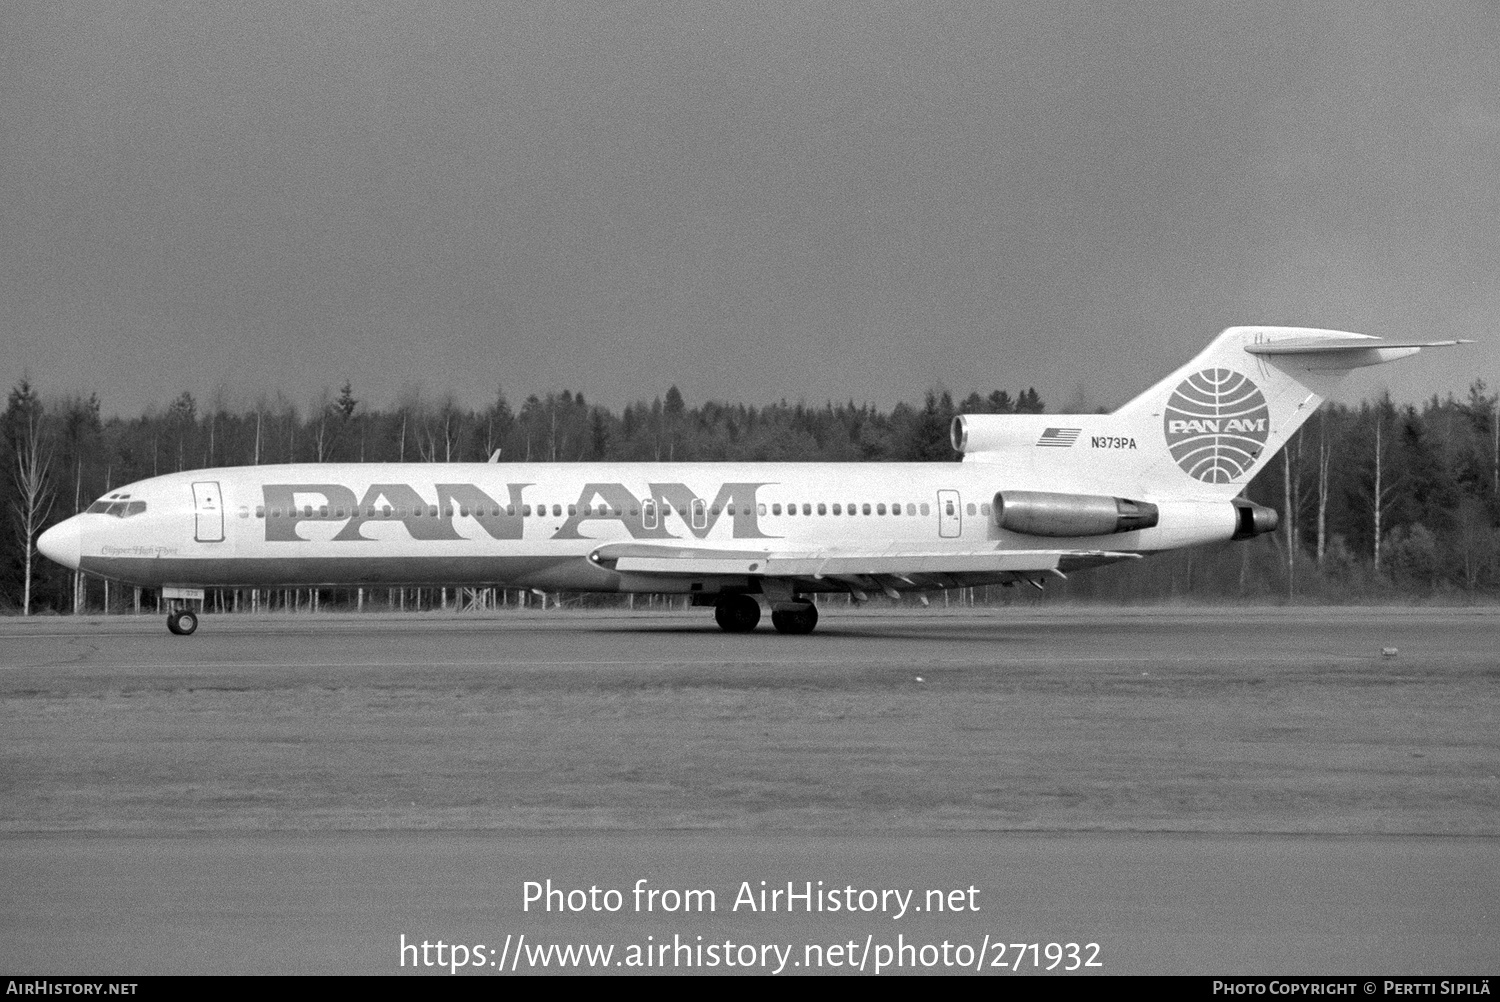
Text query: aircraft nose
37 517 82 570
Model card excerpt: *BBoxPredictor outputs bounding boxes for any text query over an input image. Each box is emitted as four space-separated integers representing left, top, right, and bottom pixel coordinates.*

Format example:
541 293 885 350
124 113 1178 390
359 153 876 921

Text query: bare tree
1316 409 1330 566
10 396 55 615
253 401 264 465
167 391 196 472
1369 411 1402 574
1281 425 1317 596
435 394 460 462
62 394 100 614
395 385 424 463
1284 445 1295 597
207 382 231 468
312 386 333 462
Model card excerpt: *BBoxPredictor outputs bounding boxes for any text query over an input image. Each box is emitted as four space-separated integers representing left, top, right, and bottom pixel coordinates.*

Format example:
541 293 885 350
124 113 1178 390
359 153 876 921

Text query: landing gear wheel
714 594 761 632
770 602 818 635
167 610 198 636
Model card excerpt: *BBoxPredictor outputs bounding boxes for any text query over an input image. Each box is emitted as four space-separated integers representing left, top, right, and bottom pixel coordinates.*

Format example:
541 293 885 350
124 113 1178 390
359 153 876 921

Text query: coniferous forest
3 376 1498 614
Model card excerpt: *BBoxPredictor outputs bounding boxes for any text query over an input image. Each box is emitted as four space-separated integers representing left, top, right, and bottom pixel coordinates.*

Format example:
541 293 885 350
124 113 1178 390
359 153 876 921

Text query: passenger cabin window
921 503 931 516
818 503 827 515
862 503 872 515
876 503 886 515
966 503 977 516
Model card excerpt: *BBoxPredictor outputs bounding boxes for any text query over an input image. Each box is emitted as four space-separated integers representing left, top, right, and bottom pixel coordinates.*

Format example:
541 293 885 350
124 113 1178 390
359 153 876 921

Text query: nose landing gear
166 607 199 636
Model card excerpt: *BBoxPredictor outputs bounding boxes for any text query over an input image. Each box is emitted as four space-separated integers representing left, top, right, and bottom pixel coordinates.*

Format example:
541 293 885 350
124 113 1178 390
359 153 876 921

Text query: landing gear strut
166 607 198 636
714 594 761 633
770 601 818 635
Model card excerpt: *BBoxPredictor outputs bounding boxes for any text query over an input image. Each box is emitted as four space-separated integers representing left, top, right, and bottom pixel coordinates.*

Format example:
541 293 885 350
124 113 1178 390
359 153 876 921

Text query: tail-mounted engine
1230 498 1279 539
993 491 1159 538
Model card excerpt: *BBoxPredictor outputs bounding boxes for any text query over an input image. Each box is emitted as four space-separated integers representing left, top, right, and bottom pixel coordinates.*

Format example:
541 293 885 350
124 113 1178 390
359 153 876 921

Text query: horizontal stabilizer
1244 335 1472 355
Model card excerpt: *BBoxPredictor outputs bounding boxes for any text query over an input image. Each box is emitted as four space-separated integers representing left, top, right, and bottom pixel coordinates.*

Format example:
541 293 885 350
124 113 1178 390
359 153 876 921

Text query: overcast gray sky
3 1 1497 418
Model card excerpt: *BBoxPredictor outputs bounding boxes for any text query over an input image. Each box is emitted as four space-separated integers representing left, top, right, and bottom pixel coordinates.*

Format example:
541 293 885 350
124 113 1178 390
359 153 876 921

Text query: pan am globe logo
1163 369 1270 483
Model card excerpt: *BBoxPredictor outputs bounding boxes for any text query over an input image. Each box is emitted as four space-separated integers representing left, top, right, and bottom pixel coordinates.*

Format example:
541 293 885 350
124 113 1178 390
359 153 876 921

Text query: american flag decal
1036 427 1081 447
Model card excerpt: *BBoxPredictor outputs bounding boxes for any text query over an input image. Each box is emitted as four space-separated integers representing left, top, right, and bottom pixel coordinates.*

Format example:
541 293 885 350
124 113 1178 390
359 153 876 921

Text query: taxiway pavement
2 607 1496 974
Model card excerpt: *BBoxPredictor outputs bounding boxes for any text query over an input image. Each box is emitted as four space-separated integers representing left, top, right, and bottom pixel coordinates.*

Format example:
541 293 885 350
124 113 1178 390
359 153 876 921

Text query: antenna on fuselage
488 449 501 463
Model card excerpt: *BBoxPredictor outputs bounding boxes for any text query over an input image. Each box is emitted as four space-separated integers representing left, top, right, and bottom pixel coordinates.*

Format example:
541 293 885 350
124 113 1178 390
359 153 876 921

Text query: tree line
3 376 1497 613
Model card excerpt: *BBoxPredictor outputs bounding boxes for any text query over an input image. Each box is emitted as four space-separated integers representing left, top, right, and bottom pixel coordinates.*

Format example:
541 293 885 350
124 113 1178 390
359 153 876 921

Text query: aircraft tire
770 602 818 635
168 610 198 636
714 594 761 632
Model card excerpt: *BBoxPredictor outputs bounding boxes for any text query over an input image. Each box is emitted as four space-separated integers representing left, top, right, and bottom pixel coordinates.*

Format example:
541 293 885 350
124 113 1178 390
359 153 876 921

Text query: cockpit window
87 494 147 518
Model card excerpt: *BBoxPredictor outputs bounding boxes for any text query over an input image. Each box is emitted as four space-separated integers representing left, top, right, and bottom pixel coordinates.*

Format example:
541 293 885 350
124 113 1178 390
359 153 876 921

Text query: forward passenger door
192 481 225 543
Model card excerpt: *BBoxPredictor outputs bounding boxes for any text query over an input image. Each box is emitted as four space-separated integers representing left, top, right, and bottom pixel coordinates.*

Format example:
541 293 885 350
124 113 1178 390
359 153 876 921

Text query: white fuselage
52 461 1238 594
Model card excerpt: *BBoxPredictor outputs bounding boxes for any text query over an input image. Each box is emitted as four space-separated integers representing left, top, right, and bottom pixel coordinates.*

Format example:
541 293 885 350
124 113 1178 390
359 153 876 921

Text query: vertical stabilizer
1111 326 1466 499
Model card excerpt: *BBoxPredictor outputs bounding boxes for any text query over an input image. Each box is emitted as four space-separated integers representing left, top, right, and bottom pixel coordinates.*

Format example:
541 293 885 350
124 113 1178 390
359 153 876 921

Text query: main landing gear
770 601 818 635
712 595 819 634
714 594 761 633
166 607 198 636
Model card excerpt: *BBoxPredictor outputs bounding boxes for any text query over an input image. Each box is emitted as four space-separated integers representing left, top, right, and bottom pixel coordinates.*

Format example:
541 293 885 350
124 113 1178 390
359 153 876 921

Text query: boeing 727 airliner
37 326 1465 634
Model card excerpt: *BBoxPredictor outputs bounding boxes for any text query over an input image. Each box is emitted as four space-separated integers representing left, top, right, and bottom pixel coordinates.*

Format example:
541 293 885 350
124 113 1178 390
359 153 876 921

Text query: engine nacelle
1231 498 1279 539
952 414 1053 453
993 490 1160 537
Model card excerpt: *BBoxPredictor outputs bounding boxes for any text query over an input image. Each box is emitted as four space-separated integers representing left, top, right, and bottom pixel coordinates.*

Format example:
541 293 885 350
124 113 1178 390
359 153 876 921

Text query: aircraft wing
588 542 1142 578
